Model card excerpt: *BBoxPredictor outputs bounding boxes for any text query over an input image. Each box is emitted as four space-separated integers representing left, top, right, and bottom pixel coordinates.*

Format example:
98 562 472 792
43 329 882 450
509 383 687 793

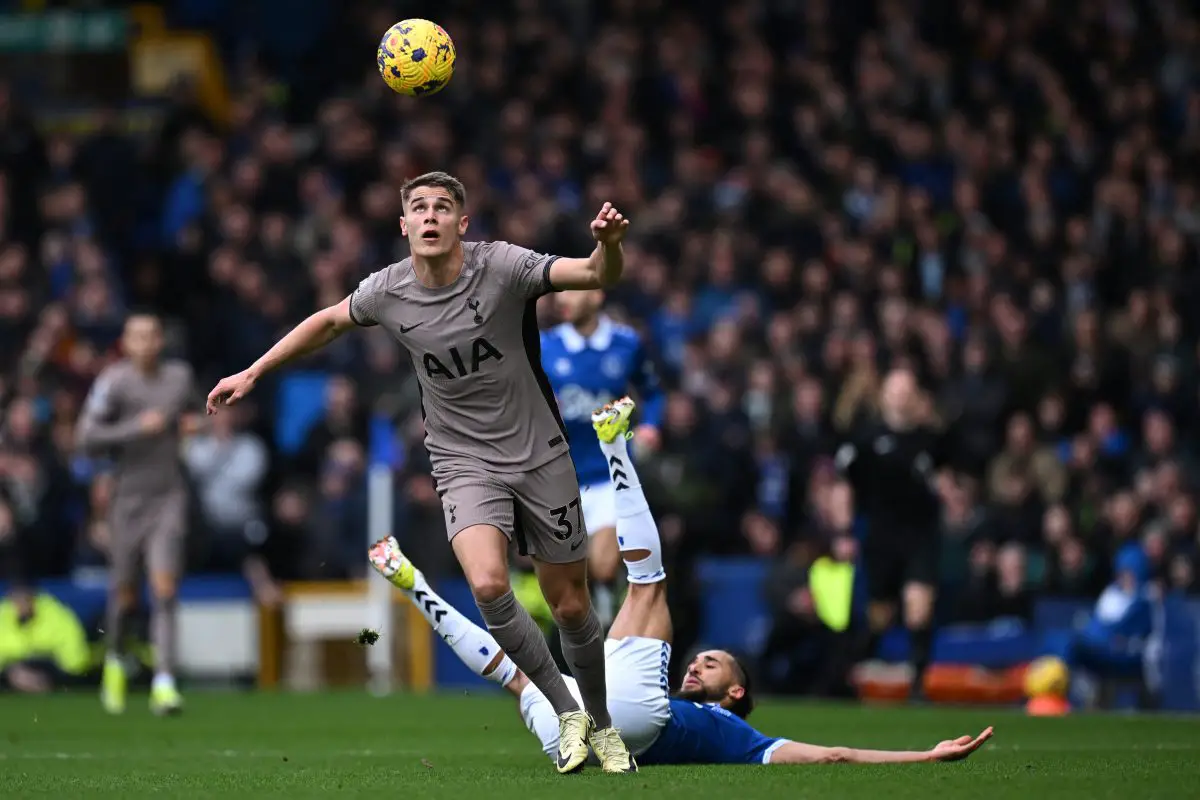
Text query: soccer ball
1023 656 1069 698
377 19 455 97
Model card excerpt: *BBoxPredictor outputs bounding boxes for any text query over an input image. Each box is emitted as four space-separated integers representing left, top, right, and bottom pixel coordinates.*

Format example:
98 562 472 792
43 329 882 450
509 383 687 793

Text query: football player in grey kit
77 313 194 717
206 171 635 773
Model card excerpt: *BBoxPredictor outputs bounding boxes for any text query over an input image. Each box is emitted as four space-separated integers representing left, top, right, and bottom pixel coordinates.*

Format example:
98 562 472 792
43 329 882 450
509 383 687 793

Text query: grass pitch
1 691 1198 798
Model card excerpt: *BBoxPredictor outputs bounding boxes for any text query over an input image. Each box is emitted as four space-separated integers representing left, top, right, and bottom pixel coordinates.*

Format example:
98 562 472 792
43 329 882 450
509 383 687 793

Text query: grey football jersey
350 241 568 471
77 359 195 495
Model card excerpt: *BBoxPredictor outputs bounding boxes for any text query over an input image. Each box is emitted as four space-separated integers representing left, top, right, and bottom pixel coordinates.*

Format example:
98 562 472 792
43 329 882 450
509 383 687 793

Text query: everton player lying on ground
370 397 994 768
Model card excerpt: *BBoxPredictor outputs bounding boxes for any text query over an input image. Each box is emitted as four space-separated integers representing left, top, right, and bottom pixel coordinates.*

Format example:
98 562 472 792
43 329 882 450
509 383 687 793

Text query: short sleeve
700 706 784 765
486 241 559 300
349 269 388 327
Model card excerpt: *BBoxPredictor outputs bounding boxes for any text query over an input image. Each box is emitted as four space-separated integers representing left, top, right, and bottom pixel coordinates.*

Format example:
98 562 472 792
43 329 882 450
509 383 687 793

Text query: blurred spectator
183 404 269 570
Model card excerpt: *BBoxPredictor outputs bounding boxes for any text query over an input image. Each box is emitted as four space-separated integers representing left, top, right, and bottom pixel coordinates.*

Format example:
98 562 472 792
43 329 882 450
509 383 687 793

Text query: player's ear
398 215 408 236
727 684 745 702
458 213 469 235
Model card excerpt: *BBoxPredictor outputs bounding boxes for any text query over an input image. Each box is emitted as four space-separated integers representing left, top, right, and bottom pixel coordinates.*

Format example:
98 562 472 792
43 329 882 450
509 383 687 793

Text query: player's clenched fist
590 202 630 246
206 370 258 414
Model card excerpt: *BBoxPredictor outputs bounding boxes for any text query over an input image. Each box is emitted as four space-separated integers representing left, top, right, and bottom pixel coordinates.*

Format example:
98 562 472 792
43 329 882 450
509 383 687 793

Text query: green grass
1 691 1198 798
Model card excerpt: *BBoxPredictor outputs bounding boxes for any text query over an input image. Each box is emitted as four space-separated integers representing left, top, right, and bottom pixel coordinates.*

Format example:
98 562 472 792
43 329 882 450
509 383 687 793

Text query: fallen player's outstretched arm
768 727 993 765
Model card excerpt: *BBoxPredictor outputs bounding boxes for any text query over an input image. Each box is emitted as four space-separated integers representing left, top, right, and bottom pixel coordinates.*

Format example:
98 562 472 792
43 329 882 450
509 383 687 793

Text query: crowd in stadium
1 0 1199 672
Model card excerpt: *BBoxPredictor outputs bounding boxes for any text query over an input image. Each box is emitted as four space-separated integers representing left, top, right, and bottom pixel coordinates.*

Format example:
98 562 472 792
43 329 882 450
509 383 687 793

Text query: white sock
405 573 518 687
599 436 666 585
152 672 175 691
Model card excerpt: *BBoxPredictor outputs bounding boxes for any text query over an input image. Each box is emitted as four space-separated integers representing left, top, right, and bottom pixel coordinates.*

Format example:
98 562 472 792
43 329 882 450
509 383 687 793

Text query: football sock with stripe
598 435 665 585
406 573 517 686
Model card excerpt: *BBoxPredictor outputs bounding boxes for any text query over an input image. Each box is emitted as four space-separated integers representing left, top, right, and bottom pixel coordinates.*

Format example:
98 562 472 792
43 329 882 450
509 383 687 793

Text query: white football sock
599 435 666 585
152 672 175 691
405 573 518 687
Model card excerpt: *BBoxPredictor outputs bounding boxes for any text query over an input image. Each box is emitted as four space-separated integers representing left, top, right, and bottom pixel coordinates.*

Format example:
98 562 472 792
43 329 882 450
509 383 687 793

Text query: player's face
880 369 916 426
557 289 604 326
676 650 746 709
400 186 469 259
122 315 163 365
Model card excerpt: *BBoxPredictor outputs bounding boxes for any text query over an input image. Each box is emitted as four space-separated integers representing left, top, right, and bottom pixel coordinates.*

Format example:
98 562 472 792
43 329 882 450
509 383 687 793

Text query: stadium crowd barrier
3 560 1196 710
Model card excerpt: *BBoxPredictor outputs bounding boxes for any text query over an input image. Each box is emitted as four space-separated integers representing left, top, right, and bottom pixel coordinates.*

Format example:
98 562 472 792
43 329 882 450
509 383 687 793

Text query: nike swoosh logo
556 752 577 770
399 322 423 333
570 537 585 551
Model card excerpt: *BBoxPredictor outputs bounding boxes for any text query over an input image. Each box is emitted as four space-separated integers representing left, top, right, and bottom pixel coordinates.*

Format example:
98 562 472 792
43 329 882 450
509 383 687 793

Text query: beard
674 685 714 703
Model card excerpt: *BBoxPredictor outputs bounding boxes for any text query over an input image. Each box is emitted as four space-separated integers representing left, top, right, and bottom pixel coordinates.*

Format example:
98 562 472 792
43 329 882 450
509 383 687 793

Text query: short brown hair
401 171 466 209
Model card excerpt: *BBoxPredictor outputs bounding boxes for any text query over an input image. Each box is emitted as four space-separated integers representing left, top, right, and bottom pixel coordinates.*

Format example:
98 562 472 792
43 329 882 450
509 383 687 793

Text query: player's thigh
451 524 513 601
603 637 672 756
580 482 616 536
107 496 147 593
901 535 938 627
145 489 187 597
587 527 620 582
864 538 904 607
508 455 587 565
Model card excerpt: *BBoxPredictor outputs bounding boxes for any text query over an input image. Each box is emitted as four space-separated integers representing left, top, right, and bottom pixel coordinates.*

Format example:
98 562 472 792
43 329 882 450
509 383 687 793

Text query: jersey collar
558 315 614 353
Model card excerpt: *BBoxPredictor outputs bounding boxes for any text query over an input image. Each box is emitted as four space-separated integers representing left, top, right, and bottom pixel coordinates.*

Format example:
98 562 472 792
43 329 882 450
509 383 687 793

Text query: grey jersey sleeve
486 241 560 300
76 367 142 451
349 269 389 327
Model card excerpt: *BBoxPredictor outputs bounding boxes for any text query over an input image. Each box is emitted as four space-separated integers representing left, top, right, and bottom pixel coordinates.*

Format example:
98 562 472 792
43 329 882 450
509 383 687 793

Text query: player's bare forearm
770 743 933 764
247 300 354 380
548 245 625 290
768 727 993 765
595 241 624 286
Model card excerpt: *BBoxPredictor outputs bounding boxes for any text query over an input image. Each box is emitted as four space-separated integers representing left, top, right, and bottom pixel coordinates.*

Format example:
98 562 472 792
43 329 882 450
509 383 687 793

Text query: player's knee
902 584 934 626
589 556 619 583
469 574 512 605
112 585 137 610
149 573 178 603
867 603 895 632
548 590 590 627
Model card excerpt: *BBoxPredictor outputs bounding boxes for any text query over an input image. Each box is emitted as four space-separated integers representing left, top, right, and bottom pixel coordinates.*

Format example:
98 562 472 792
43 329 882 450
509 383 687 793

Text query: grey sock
559 607 612 729
105 593 130 656
477 590 579 715
151 595 178 675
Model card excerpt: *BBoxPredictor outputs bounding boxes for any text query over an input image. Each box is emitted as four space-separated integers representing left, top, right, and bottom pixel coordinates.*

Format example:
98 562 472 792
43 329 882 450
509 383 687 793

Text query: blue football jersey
541 317 664 487
640 699 787 765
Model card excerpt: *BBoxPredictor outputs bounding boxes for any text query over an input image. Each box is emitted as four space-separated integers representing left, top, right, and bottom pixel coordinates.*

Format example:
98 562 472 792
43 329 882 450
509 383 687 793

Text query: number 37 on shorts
436 454 590 564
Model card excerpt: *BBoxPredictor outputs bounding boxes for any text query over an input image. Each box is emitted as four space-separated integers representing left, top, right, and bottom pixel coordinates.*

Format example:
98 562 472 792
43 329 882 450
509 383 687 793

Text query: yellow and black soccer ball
377 19 456 97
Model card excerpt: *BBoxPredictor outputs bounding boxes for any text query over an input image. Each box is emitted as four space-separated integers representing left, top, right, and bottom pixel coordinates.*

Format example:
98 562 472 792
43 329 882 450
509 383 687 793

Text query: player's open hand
590 202 630 246
929 727 993 762
206 370 257 414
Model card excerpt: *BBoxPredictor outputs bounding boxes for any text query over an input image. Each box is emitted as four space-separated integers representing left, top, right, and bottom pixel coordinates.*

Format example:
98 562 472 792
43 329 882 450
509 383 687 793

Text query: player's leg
595 398 671 644
368 536 585 765
901 534 939 700
368 536 521 692
439 465 592 774
145 488 187 715
580 482 620 628
856 536 902 675
101 497 139 714
587 398 673 760
512 455 635 772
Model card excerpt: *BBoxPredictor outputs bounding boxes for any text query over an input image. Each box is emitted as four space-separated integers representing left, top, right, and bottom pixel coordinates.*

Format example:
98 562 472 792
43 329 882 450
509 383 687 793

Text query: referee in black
835 367 949 701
